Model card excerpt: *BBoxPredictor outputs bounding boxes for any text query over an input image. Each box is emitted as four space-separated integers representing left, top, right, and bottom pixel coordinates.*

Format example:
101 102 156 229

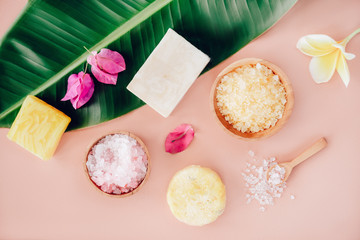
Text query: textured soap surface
167 165 226 226
7 95 71 160
127 28 210 117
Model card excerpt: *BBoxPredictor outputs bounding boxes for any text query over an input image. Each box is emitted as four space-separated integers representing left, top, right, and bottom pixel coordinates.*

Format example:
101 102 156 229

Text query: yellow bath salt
7 95 71 160
216 63 287 133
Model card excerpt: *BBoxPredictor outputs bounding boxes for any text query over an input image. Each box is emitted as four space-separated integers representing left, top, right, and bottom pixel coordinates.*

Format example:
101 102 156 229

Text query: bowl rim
210 58 294 140
84 131 151 198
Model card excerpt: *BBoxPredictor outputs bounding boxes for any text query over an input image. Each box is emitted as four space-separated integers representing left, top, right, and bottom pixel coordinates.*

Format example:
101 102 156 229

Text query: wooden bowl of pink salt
85 131 150 197
210 58 294 140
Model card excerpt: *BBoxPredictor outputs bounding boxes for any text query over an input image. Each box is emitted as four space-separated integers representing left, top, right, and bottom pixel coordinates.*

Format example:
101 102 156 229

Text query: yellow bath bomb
167 165 226 226
7 95 71 160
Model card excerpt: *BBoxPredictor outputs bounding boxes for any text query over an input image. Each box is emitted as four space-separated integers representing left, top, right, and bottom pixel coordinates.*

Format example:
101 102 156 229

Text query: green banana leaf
0 0 297 131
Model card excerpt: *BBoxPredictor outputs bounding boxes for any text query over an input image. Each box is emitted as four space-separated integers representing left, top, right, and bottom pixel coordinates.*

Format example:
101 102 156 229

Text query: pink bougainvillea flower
165 124 194 154
61 71 94 109
87 48 126 85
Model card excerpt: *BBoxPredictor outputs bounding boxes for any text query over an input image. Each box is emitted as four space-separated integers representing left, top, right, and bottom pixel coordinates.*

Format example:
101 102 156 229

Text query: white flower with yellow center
297 28 360 87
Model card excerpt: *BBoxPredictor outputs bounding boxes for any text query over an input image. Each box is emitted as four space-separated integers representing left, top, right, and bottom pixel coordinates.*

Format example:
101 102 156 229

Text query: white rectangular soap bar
127 28 210 117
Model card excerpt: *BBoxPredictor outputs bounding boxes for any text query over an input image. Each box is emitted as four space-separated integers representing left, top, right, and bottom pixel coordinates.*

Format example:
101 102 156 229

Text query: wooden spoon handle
290 137 327 167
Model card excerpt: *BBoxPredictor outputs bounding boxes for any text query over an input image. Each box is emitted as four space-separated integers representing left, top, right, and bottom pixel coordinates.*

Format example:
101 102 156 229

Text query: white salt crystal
248 150 255 157
242 153 290 212
263 159 268 167
268 165 286 186
290 195 295 200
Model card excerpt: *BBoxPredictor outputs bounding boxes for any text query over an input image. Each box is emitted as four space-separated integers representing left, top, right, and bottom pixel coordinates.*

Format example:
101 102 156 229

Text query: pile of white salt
242 151 294 212
86 134 148 195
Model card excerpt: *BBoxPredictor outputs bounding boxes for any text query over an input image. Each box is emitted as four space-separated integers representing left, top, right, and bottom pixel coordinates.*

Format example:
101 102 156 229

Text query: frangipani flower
297 28 360 87
87 48 126 85
61 71 94 109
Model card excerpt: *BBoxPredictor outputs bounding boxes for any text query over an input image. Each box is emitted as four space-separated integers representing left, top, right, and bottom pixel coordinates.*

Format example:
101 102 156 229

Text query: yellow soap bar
167 165 226 226
7 95 71 160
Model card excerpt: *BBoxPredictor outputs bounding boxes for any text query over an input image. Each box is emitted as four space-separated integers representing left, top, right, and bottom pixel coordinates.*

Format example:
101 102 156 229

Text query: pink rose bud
87 48 126 85
61 71 94 109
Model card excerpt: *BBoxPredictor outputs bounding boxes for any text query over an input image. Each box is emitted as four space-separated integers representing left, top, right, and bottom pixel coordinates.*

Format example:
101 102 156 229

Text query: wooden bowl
84 131 150 197
210 58 294 140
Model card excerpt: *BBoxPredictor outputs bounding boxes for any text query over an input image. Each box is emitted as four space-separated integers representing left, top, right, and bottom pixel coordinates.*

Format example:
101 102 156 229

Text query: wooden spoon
266 137 327 185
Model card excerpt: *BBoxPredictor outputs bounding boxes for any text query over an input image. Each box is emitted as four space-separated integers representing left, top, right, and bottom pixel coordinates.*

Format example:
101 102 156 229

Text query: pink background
1 0 360 239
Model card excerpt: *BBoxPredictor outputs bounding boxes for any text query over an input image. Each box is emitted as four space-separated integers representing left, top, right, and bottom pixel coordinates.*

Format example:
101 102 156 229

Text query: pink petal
165 124 194 154
69 89 80 109
91 64 118 85
61 72 94 109
61 74 81 101
96 48 126 74
87 51 98 66
87 48 125 85
73 73 94 109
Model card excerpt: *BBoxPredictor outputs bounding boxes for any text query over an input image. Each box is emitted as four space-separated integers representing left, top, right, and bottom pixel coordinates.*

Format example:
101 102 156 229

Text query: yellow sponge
7 95 71 160
167 165 226 226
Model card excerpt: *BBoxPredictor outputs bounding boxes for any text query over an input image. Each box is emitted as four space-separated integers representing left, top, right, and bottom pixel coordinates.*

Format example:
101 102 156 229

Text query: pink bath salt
86 134 148 195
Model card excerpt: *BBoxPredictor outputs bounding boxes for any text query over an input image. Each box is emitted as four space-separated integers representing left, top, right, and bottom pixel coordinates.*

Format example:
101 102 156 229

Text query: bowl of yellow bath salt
210 58 294 140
